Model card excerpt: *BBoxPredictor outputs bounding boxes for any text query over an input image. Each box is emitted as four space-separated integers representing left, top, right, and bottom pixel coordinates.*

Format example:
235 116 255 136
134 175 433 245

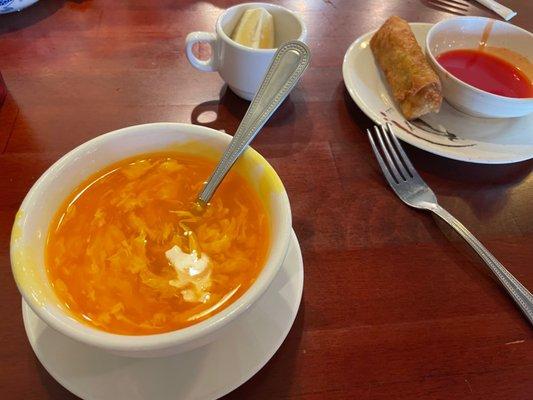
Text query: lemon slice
231 8 275 49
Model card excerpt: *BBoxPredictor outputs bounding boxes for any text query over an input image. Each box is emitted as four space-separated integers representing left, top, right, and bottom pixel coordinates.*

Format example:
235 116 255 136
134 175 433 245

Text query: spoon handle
197 40 311 204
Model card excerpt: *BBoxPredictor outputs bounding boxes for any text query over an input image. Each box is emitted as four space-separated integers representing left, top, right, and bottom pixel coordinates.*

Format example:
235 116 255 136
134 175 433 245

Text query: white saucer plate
23 230 304 400
342 23 533 164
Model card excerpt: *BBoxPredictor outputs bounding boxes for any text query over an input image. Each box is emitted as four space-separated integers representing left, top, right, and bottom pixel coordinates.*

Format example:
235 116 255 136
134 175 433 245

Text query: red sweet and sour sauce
437 49 533 98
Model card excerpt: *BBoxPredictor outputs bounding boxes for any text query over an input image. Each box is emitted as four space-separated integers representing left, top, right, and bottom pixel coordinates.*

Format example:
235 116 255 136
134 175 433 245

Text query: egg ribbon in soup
46 153 270 335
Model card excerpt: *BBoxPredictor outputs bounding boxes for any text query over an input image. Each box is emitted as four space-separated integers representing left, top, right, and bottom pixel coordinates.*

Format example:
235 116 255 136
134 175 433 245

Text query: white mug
185 2 307 101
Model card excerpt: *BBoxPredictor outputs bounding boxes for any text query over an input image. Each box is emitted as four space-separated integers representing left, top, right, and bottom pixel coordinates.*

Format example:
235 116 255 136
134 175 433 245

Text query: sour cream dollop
165 245 212 303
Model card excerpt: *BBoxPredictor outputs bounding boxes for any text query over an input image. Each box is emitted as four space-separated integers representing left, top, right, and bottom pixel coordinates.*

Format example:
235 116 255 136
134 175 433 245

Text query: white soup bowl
10 123 292 358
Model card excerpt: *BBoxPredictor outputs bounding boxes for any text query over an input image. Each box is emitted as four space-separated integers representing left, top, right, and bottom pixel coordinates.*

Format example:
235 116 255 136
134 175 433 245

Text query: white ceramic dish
23 230 303 400
186 2 307 100
0 0 39 14
426 17 533 118
342 23 533 164
11 122 292 358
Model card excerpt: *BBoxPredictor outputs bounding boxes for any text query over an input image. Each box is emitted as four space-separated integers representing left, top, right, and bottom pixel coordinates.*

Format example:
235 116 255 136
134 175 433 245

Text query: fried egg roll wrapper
370 16 442 120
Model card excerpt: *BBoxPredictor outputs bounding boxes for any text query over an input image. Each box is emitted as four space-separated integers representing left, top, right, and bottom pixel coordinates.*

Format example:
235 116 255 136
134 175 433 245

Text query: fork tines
427 0 469 14
367 124 419 187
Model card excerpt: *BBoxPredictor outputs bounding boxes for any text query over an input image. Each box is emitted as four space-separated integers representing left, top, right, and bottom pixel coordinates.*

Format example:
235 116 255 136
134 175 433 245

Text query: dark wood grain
1 1 532 399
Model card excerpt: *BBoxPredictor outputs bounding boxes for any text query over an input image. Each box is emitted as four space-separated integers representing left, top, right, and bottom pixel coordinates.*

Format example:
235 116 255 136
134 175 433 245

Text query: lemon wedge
231 8 275 49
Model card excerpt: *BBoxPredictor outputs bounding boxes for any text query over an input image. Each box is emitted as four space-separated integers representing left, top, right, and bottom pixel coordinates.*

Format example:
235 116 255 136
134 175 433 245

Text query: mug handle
185 32 218 72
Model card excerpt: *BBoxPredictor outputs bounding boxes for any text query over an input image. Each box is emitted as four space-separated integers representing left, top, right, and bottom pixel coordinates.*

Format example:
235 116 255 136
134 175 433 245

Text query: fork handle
431 204 533 325
474 0 517 21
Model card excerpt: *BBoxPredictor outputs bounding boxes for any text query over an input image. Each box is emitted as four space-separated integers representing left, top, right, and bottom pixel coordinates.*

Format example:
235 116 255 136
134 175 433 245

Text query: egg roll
370 16 442 120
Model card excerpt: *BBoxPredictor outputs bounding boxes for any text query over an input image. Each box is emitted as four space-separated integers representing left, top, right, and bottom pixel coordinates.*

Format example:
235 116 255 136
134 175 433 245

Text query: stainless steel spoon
197 40 311 205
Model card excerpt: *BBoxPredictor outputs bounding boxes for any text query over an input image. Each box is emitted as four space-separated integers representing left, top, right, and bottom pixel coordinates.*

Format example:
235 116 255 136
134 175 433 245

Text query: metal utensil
427 0 517 20
197 40 311 205
427 0 470 15
367 123 533 326
474 0 517 20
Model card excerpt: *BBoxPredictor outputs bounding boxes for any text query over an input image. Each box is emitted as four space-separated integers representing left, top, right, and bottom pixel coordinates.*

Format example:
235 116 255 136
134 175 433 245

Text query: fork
427 0 470 15
367 124 533 326
427 0 517 20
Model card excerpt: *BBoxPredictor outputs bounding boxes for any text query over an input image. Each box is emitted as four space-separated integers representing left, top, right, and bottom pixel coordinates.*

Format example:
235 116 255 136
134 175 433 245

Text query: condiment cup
426 17 533 118
10 123 292 358
185 2 307 100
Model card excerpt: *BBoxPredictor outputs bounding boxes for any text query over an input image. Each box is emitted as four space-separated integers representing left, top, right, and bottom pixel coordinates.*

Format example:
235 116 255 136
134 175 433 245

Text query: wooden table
1 1 532 398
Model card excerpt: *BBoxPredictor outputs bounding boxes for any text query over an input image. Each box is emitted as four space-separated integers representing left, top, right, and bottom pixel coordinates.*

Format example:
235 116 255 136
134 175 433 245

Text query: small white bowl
185 2 307 101
10 123 292 358
426 17 533 118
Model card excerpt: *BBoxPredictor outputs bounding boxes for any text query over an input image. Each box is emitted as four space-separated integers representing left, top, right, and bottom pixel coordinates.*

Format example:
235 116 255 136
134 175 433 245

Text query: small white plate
22 230 304 400
342 23 533 164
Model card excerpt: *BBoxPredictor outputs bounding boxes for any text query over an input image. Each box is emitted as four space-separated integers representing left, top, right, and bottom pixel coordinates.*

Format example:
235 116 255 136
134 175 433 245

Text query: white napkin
474 0 517 21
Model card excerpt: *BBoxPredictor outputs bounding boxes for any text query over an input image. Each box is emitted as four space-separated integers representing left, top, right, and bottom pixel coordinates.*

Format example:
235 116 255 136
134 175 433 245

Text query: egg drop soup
46 153 270 335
